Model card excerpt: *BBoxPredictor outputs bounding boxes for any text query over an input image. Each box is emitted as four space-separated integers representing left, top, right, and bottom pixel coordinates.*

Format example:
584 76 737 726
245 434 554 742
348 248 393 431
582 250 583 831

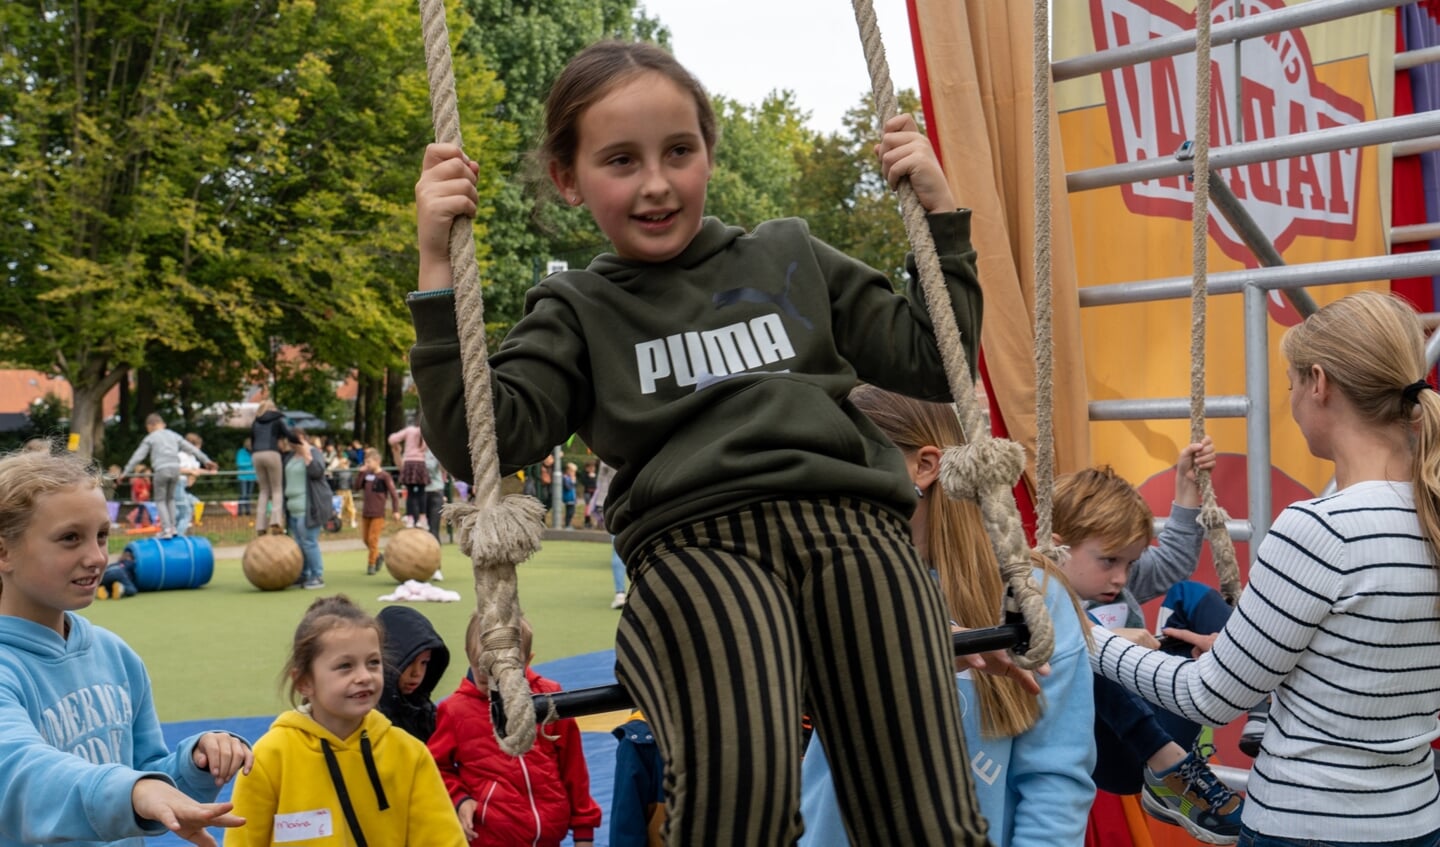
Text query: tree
0 0 509 459
706 92 814 230
794 91 924 282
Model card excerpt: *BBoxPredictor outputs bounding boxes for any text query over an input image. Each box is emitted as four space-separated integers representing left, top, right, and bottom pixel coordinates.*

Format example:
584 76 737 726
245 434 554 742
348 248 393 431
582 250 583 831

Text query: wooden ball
242 534 303 591
384 528 441 582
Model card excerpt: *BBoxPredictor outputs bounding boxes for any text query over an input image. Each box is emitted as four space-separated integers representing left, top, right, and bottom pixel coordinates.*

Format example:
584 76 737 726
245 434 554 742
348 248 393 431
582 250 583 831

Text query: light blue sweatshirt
0 613 224 846
799 571 1097 846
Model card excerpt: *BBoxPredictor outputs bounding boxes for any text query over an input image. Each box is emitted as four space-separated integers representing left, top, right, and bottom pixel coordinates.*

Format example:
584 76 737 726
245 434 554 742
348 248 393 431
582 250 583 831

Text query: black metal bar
494 622 1030 733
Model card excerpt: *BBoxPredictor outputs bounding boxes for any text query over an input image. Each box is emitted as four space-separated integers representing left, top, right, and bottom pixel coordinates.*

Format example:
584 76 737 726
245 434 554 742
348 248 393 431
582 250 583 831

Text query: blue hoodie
799 571 1097 846
0 612 226 846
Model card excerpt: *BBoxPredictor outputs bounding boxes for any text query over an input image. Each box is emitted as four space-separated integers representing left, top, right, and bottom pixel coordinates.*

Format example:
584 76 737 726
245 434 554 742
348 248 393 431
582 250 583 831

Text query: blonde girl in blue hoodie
0 449 251 847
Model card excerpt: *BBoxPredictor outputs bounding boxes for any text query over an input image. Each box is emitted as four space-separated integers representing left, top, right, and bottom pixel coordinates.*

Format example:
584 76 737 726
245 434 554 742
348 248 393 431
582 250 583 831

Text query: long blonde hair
1282 290 1440 565
850 385 1086 737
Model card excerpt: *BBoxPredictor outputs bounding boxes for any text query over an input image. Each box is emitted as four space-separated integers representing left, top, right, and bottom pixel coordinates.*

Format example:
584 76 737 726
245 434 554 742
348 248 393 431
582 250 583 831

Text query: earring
567 192 581 206
914 483 925 499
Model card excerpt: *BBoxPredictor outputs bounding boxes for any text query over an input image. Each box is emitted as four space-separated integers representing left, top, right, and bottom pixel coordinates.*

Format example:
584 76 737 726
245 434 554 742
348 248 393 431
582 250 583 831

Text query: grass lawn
80 540 622 722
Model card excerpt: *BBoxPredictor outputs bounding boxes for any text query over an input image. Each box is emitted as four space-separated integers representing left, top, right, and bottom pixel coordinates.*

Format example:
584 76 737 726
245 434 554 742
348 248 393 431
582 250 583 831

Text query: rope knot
1198 501 1230 533
938 438 1026 502
444 495 546 566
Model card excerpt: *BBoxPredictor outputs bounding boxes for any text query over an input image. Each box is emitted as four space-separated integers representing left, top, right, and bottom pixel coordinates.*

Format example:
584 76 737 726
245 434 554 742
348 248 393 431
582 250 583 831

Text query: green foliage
0 0 509 456
706 92 814 230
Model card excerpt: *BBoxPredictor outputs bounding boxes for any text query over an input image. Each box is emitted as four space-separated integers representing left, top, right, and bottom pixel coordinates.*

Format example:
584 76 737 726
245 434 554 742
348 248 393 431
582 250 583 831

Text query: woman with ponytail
1090 291 1440 846
799 385 1096 846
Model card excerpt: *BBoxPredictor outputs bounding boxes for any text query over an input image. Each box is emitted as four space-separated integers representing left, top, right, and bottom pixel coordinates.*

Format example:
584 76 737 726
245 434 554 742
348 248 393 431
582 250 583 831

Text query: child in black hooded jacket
376 605 451 742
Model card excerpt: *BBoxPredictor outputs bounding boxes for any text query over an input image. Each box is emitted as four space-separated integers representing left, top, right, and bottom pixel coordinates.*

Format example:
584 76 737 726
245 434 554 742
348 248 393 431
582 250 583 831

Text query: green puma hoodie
408 211 981 561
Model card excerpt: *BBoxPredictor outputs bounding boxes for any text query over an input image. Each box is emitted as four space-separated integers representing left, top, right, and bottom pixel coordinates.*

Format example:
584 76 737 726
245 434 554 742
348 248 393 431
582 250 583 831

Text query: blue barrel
124 536 214 591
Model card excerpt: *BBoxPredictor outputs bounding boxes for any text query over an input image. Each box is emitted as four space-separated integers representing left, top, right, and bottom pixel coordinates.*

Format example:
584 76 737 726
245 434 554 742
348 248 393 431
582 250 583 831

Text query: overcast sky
637 0 920 135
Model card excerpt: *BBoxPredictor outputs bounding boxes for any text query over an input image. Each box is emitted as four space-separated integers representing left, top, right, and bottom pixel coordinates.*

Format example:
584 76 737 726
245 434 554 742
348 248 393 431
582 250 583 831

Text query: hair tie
1402 380 1434 405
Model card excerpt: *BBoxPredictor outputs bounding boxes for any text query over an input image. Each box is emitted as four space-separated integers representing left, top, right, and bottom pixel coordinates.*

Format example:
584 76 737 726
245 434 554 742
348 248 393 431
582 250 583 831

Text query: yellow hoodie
228 708 465 847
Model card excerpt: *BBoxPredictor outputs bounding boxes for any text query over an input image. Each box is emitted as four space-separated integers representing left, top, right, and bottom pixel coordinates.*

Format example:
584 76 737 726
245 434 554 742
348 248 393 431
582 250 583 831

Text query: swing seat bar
491 622 1031 732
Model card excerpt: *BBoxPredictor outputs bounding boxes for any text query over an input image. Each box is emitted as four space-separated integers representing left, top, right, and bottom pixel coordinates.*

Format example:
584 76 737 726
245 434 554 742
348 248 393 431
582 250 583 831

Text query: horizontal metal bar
1079 251 1440 307
1052 0 1402 82
1397 45 1440 71
1154 517 1253 543
1090 396 1249 420
1068 113 1440 193
1394 223 1440 245
1395 135 1440 158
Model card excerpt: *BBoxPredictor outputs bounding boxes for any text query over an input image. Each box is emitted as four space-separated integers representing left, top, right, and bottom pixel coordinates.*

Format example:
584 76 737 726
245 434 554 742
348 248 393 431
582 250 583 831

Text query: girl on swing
411 39 995 846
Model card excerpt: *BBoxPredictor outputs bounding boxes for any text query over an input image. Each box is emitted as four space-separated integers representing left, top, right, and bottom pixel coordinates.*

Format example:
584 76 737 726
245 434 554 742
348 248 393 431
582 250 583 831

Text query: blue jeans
287 513 323 583
611 542 626 593
1238 827 1440 847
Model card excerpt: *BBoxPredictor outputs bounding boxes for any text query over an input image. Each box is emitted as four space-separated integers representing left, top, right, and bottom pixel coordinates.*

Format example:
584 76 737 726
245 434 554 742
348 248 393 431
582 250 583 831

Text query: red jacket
428 670 601 846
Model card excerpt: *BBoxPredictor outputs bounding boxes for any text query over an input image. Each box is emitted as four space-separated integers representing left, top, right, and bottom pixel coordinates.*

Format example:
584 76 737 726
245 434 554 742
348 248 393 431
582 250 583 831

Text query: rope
418 0 547 755
1188 0 1243 606
850 0 1053 669
1032 0 1056 554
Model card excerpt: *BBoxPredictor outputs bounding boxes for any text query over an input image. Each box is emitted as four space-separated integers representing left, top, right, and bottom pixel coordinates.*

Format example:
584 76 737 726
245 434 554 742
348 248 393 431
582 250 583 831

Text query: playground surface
83 534 629 846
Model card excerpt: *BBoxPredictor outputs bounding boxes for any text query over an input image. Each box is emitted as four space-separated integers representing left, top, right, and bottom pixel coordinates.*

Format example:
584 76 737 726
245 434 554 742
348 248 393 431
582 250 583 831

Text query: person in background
423 448 448 578
283 429 333 590
236 438 256 517
561 462 578 530
330 452 358 530
250 401 301 536
609 711 664 847
388 418 430 530
580 460 599 528
120 414 215 540
355 448 402 576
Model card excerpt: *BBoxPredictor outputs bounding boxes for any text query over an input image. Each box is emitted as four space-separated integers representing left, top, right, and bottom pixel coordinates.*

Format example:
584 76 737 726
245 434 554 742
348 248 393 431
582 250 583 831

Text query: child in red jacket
427 614 600 847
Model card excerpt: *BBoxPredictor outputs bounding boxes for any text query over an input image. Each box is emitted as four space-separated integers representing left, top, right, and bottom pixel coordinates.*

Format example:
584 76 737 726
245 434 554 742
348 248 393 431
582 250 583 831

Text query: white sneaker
402 514 414 529
417 516 429 530
610 591 627 609
431 570 444 582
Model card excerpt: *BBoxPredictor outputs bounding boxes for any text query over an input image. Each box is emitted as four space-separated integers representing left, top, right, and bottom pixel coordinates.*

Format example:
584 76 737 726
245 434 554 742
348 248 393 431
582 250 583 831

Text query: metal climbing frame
1056 0 1440 558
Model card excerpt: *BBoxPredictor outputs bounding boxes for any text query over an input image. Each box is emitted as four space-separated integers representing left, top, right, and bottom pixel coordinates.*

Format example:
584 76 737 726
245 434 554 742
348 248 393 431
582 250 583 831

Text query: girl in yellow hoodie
229 596 466 846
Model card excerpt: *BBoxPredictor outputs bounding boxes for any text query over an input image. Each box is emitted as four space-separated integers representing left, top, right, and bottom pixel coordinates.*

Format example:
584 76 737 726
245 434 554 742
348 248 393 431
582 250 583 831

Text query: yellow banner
1054 0 1395 501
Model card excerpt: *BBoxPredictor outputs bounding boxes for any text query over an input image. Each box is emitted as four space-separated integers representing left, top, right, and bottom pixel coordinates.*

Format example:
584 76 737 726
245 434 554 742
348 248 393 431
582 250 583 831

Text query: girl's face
551 71 713 263
297 624 384 739
0 484 109 635
1058 535 1148 605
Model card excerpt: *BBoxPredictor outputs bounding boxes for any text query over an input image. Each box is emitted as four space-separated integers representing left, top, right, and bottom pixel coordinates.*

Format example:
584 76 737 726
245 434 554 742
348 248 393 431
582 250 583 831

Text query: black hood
376 605 450 700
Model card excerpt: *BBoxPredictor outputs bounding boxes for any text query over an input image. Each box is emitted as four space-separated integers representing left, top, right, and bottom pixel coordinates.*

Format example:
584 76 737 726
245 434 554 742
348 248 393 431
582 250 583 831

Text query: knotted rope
418 0 547 755
1187 0 1243 606
850 0 1053 669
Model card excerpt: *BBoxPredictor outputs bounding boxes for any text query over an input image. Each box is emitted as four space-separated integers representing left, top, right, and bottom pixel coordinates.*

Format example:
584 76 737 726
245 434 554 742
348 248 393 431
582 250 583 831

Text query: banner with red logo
1054 0 1396 504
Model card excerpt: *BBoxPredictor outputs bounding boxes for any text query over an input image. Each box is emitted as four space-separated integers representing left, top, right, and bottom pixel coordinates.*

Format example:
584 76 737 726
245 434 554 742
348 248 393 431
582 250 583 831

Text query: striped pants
616 498 991 846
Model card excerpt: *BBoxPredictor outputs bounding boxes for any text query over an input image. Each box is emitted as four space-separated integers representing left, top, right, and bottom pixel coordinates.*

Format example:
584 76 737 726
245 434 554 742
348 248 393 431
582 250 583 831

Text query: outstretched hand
132 779 245 847
874 113 956 215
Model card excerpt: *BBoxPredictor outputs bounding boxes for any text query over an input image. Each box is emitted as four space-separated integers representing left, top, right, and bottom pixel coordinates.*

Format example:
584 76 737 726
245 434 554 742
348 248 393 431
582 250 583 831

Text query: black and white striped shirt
1091 480 1440 840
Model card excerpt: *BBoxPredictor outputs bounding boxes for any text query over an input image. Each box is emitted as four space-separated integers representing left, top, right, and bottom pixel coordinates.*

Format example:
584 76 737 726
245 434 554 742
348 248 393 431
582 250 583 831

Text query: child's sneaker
611 591 627 609
430 569 443 582
1239 699 1270 758
1142 748 1244 844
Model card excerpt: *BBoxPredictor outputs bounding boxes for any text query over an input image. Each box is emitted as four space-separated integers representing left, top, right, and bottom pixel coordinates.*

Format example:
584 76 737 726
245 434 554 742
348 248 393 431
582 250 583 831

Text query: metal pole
1078 250 1440 307
1089 396 1248 420
550 445 564 529
1068 112 1440 194
1397 45 1440 71
1393 223 1440 245
1207 177 1319 318
1244 284 1272 562
1395 135 1440 158
1052 0 1405 82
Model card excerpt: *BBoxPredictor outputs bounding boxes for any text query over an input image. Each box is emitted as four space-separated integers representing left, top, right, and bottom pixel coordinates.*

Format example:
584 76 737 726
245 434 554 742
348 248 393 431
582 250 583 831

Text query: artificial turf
80 540 622 722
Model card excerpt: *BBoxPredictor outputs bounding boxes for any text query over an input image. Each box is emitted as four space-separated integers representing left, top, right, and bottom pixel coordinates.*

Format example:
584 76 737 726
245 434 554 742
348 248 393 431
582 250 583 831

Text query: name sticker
273 808 333 843
1089 601 1128 630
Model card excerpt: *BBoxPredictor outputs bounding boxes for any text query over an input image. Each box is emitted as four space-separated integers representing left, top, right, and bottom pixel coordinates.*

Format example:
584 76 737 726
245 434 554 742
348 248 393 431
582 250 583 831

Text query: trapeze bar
1089 396 1248 420
1155 517 1253 542
1051 0 1403 83
1397 45 1440 71
1394 223 1440 245
1395 135 1440 158
497 624 1031 726
1079 250 1440 307
1068 112 1440 193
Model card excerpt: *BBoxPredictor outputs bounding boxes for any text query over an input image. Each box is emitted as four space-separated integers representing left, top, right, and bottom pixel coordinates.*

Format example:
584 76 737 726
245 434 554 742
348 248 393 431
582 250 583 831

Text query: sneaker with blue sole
1142 748 1244 845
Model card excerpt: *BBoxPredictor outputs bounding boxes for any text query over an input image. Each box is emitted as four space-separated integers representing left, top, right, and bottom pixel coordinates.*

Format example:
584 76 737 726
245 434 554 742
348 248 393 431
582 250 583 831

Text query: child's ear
912 445 943 491
548 161 582 207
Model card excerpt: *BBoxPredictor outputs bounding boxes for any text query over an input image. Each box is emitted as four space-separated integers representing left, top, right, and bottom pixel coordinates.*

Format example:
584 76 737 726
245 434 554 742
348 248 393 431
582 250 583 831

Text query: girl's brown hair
282 595 384 706
1051 466 1154 555
0 450 105 600
849 385 1088 737
1282 290 1440 565
538 40 718 175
